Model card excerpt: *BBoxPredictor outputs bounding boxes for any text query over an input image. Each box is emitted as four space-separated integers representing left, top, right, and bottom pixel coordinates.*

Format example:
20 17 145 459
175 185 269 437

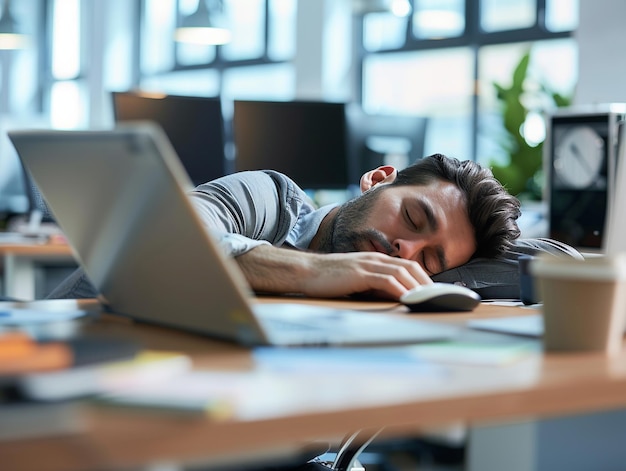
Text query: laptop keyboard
259 314 326 332
252 302 459 346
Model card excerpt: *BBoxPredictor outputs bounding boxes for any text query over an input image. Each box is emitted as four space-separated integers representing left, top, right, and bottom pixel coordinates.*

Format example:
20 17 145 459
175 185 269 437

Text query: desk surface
4 298 626 471
0 241 74 257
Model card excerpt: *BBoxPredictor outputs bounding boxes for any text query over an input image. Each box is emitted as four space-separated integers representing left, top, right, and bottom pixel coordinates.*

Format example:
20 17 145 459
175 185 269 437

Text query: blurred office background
0 0 623 228
0 2 623 467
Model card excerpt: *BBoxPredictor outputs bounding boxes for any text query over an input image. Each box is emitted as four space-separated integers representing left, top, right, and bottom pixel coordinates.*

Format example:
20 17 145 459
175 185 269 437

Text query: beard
316 187 395 255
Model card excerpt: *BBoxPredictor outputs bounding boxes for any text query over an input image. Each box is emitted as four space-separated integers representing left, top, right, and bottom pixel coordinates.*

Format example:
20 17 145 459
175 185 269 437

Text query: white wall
575 0 626 105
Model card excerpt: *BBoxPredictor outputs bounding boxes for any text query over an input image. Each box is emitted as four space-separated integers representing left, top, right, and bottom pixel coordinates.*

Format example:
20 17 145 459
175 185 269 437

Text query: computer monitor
232 100 352 189
346 106 429 175
112 91 227 185
0 121 53 224
0 147 29 217
547 109 624 250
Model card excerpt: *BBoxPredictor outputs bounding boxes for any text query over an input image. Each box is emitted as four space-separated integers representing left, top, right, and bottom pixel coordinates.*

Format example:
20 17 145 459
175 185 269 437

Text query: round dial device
553 125 605 189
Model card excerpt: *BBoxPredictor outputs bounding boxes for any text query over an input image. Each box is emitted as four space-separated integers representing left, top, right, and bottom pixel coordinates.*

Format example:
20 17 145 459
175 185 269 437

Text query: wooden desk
0 242 76 300
3 299 626 471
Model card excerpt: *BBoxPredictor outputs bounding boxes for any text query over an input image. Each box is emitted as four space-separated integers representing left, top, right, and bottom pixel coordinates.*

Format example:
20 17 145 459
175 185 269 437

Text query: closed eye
404 207 423 232
404 208 416 230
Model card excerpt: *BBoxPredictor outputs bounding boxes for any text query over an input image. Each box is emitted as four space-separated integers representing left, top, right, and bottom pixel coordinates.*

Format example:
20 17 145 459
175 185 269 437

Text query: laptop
8 123 458 347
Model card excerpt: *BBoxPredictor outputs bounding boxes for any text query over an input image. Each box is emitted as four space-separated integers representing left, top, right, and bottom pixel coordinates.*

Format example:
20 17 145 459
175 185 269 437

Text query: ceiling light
353 0 412 17
0 0 28 50
174 0 231 46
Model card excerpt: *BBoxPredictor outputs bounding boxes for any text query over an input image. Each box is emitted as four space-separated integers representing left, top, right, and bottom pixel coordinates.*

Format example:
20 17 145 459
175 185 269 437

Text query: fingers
304 252 432 300
354 253 430 290
381 255 433 287
353 264 426 299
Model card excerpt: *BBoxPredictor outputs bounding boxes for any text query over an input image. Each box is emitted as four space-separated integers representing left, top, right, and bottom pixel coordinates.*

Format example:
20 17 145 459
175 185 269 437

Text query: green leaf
487 50 572 200
491 163 527 196
511 52 530 91
552 92 572 108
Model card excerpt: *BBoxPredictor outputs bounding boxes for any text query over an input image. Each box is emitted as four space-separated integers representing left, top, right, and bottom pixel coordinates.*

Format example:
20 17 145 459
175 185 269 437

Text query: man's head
390 153 521 259
317 153 520 275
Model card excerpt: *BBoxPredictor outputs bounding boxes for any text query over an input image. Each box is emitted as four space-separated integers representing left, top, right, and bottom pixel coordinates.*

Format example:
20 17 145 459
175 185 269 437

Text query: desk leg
467 409 626 471
3 254 36 301
467 420 536 471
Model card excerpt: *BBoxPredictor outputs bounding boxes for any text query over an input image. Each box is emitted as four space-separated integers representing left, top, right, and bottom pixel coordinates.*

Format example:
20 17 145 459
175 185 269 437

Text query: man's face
330 179 477 275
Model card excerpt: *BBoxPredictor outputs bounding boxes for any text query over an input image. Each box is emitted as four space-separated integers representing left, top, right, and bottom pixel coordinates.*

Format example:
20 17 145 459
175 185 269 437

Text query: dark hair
391 153 521 258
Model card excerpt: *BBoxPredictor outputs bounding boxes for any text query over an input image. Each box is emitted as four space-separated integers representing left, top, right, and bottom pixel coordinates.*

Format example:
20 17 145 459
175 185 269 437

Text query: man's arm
193 171 432 300
236 244 431 300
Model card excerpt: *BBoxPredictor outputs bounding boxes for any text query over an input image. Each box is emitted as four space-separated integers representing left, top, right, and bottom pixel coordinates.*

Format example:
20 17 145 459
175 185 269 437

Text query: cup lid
530 253 626 281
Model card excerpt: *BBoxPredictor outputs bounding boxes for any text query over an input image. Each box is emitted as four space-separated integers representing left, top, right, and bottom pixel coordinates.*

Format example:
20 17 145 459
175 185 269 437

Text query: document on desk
0 308 87 326
13 349 189 401
0 300 95 342
97 344 538 420
252 346 447 374
467 313 626 337
407 341 537 366
467 315 544 337
96 348 451 420
253 342 535 369
97 368 446 420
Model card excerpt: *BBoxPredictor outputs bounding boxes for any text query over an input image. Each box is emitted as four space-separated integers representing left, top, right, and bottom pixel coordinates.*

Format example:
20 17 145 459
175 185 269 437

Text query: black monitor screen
112 92 227 185
232 100 351 189
345 106 428 175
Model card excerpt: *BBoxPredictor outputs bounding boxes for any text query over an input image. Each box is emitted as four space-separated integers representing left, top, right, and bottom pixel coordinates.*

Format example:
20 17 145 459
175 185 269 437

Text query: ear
360 165 398 192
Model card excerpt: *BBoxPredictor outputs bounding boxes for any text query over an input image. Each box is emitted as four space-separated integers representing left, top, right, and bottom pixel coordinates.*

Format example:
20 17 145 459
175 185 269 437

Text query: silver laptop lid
9 123 269 345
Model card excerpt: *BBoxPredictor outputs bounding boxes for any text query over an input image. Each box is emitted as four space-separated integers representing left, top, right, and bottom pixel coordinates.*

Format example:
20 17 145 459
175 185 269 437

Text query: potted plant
489 51 571 200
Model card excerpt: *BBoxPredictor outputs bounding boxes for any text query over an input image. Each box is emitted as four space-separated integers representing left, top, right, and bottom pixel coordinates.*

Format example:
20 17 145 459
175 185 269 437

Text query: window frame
353 0 575 161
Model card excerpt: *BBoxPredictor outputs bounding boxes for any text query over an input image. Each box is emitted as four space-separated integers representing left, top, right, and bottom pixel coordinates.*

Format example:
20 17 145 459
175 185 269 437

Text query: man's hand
235 245 432 300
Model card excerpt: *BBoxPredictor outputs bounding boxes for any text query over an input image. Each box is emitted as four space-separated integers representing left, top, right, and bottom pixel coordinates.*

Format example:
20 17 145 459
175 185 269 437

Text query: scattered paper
0 308 87 326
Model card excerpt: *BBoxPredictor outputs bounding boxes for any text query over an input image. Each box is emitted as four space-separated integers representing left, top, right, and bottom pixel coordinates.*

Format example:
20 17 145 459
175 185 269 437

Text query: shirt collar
285 203 337 250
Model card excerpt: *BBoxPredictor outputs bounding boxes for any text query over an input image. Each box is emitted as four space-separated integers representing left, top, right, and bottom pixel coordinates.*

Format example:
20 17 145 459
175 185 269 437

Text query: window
480 0 535 32
412 0 464 39
363 47 474 159
221 0 265 61
545 0 579 32
138 0 296 101
49 0 84 129
358 0 579 165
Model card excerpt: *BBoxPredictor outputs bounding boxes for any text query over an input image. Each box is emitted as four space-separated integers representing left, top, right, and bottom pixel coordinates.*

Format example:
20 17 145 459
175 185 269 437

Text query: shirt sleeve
189 170 315 257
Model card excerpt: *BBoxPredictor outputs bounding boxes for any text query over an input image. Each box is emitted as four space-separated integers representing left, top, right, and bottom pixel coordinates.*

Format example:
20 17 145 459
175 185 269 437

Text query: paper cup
530 254 626 355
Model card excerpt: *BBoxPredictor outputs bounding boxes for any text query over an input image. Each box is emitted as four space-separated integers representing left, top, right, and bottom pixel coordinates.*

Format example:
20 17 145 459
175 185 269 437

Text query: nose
391 237 427 262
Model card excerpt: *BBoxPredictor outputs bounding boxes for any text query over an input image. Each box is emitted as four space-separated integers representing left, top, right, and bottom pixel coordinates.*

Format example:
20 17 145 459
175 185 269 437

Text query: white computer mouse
400 282 481 312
